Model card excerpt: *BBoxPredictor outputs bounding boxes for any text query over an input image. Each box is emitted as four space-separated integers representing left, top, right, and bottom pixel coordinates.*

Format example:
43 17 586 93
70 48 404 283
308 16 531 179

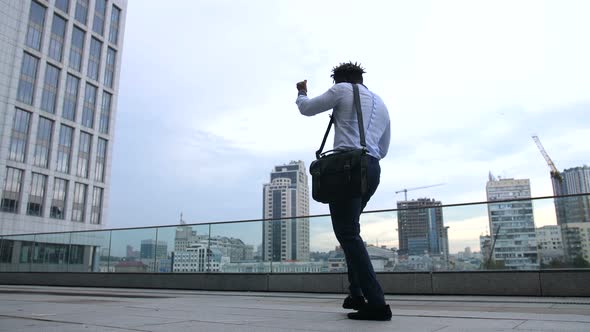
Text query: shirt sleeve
378 120 391 159
296 84 343 116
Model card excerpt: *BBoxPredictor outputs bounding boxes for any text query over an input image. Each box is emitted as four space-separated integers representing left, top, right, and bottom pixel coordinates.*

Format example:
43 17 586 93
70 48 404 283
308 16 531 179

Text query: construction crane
485 225 501 269
395 183 445 201
532 135 563 182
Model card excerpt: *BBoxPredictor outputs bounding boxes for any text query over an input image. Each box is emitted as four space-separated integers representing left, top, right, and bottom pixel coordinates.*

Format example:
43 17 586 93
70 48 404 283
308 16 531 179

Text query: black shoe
342 295 366 310
347 304 392 321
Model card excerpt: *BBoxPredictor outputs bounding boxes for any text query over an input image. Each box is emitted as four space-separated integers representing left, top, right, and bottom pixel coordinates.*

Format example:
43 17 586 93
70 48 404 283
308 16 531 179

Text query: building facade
139 239 167 260
486 174 539 269
396 198 448 258
0 0 127 235
173 243 227 273
262 161 309 262
174 225 204 252
553 166 590 226
560 222 590 263
535 225 565 264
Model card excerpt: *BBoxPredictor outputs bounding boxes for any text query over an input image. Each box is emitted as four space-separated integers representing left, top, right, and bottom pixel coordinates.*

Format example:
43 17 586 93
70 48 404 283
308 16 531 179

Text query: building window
72 182 87 222
95 138 107 182
69 26 85 72
48 15 66 62
91 186 103 224
74 0 88 25
33 117 53 168
87 37 102 81
17 53 39 105
62 74 79 121
40 64 60 114
1 168 24 213
25 1 46 51
56 125 73 174
27 173 47 216
77 132 91 178
93 0 107 36
55 0 69 13
104 48 116 88
8 109 31 163
50 178 67 219
82 83 97 128
99 92 111 134
109 6 121 45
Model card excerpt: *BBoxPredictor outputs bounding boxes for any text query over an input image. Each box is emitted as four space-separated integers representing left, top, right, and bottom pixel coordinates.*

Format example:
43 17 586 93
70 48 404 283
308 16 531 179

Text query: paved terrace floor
0 286 590 331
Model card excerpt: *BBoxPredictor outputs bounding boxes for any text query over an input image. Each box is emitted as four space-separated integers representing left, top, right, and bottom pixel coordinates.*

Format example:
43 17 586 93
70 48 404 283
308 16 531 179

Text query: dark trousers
328 156 385 305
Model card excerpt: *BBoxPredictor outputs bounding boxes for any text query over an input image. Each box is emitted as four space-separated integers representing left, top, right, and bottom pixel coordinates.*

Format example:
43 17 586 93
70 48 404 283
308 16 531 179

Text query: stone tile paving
0 286 589 331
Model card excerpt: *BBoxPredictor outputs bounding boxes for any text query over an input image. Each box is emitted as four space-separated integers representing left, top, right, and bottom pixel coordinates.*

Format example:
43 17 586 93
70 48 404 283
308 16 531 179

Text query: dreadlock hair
330 61 366 84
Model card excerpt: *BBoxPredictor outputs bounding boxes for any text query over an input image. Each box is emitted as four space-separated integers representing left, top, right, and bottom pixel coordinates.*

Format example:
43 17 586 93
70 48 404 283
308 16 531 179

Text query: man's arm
378 121 391 159
296 84 343 117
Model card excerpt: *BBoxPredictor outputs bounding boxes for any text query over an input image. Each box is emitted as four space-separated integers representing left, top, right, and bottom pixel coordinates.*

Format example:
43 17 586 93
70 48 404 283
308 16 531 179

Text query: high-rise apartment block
262 161 309 262
553 166 590 225
0 0 127 234
397 198 448 258
486 174 539 269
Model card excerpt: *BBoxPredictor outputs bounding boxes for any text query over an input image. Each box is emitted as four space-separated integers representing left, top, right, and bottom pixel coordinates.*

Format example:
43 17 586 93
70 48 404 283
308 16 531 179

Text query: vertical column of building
0 0 127 235
295 162 309 261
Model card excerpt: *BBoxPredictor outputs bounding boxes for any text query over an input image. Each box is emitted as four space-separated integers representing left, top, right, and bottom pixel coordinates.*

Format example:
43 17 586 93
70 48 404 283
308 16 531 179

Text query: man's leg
330 202 362 297
329 198 385 305
344 157 392 320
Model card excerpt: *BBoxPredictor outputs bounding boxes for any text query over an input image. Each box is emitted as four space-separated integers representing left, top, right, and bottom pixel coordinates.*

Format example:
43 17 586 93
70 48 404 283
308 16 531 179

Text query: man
295 62 392 321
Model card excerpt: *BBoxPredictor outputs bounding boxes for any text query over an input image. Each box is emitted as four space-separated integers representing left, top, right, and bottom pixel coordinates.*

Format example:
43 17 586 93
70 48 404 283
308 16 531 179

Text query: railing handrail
1 192 589 237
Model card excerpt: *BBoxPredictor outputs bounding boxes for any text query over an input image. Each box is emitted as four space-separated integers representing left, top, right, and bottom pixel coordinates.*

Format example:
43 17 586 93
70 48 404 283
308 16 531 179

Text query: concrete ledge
432 271 541 296
1 270 589 296
268 273 345 293
540 270 590 296
379 272 433 294
0 273 269 291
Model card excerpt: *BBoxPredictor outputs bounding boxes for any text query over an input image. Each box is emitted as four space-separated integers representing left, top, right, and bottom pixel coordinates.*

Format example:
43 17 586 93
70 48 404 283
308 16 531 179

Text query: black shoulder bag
309 84 368 203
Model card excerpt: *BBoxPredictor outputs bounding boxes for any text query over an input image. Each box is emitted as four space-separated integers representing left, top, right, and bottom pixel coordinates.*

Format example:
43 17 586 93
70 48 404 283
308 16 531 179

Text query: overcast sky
108 0 590 253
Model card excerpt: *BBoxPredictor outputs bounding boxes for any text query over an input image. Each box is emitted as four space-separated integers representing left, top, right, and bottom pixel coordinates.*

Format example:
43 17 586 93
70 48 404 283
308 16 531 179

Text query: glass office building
0 0 127 235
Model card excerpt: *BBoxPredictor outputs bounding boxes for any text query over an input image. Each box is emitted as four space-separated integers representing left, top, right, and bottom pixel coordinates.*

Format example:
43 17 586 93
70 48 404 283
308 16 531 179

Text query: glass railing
1 194 589 273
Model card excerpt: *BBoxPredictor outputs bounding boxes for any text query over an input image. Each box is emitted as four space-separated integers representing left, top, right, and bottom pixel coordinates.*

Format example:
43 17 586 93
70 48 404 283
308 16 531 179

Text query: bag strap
316 115 334 159
315 83 366 159
352 84 367 149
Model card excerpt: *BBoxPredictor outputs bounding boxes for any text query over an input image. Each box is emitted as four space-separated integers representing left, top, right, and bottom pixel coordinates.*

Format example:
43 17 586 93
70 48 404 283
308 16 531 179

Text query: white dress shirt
296 83 391 160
